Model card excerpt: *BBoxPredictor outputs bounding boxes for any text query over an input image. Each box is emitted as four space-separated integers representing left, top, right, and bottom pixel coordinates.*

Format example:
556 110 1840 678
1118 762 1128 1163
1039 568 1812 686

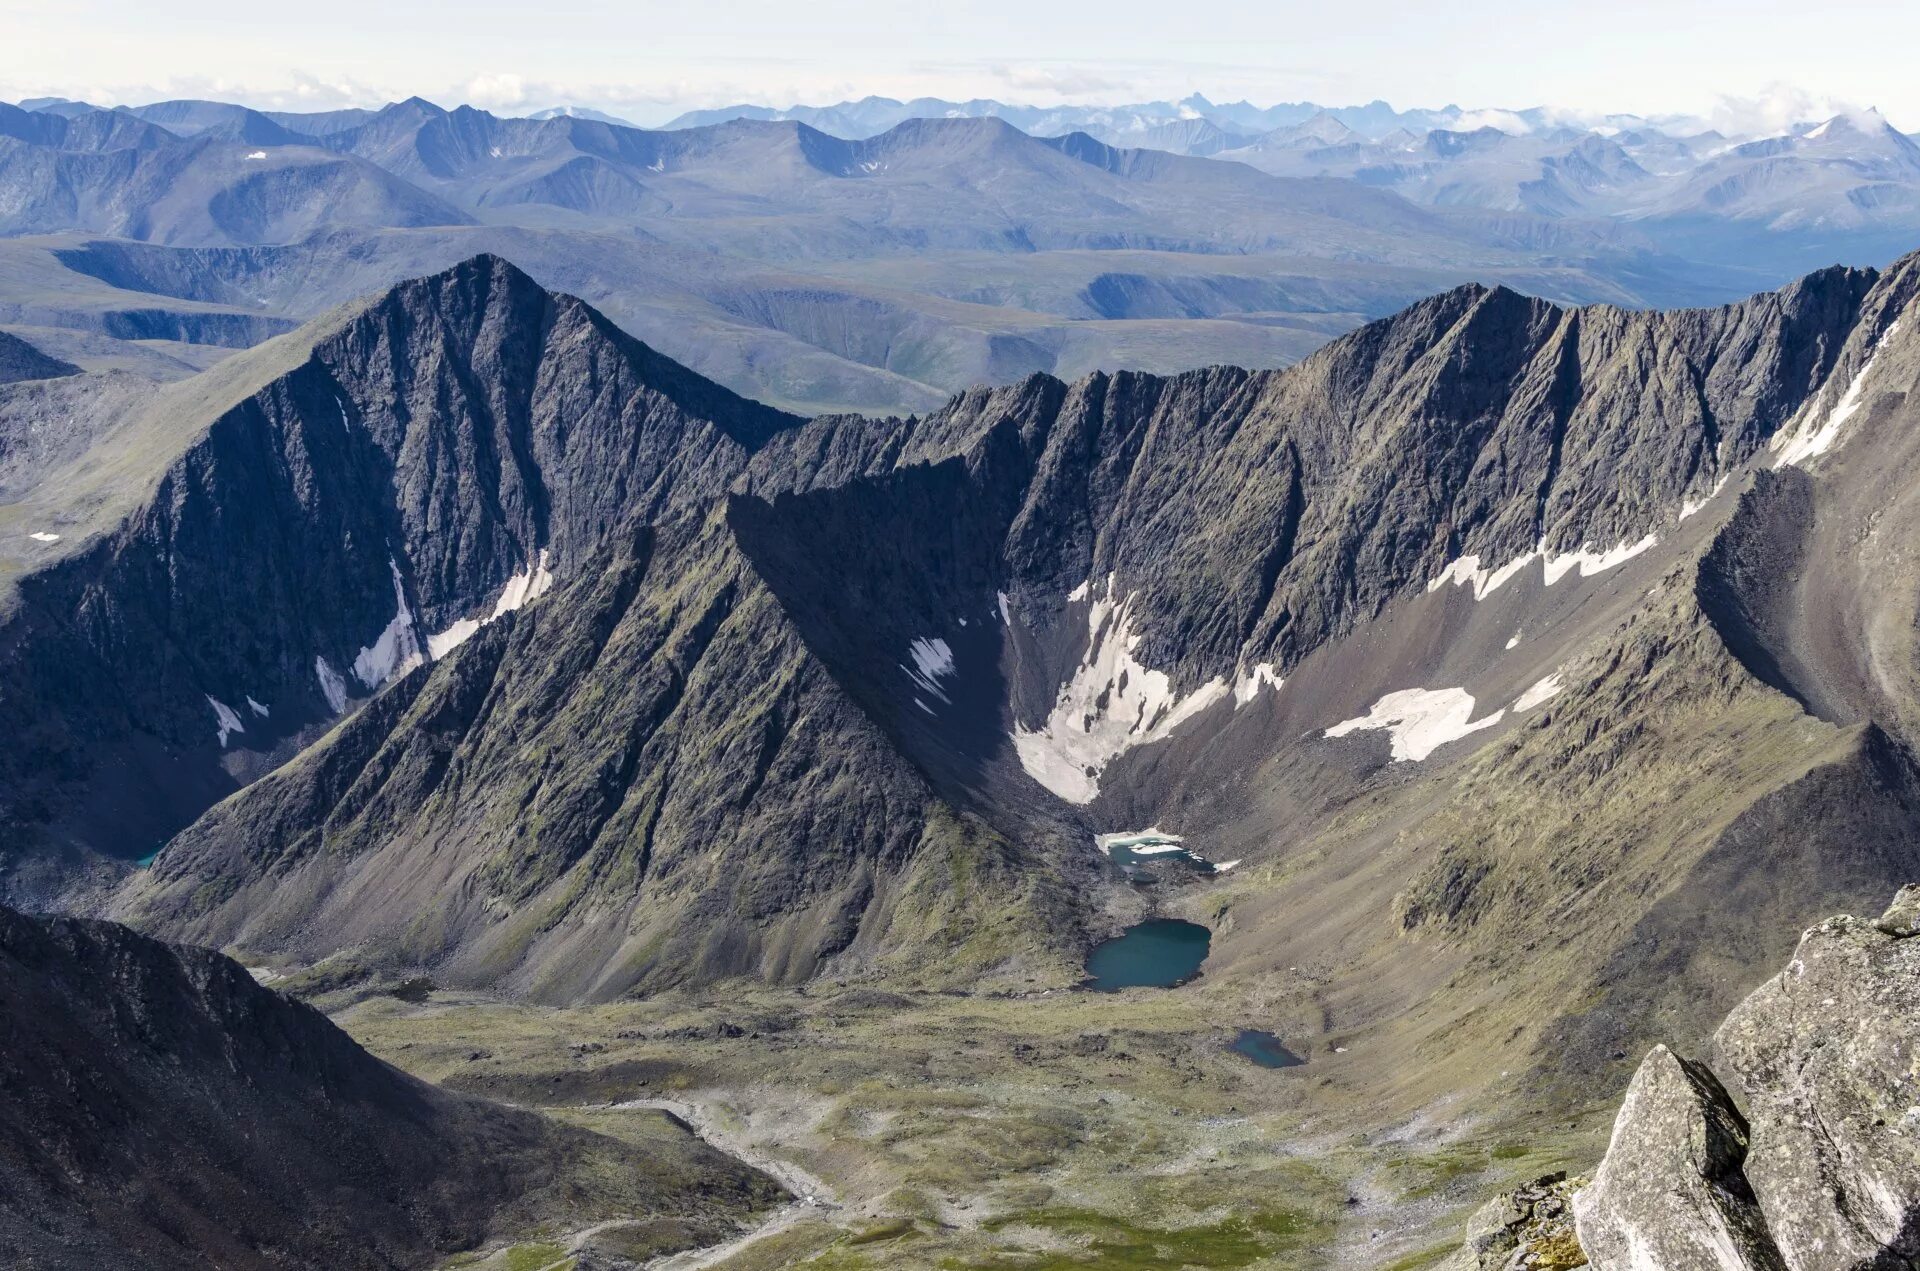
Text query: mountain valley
7 56 1920 1268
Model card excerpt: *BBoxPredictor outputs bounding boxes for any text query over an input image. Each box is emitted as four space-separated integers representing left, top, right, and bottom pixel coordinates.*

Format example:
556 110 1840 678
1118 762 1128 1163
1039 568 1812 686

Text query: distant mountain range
659 92 1639 141
2 92 1918 416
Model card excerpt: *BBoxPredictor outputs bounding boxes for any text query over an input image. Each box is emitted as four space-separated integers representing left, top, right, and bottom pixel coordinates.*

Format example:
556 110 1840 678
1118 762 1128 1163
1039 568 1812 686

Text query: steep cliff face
99 249 1920 1007
1 254 798 898
116 507 1078 1001
0 904 779 1270
1573 887 1920 1270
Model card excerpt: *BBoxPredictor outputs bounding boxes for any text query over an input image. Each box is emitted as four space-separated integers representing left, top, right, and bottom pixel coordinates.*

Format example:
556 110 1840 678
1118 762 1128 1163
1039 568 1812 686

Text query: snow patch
314 657 348 714
427 550 555 660
1012 579 1228 803
1233 662 1283 707
352 558 425 690
997 591 1012 625
1068 579 1091 602
1541 534 1659 585
492 549 556 618
427 617 483 660
1427 548 1540 601
1505 633 1522 650
28 531 59 543
1678 475 1729 521
902 636 956 704
243 150 267 160
206 696 245 747
245 696 270 718
1513 673 1565 712
1325 687 1503 762
1774 320 1902 468
1431 533 1659 598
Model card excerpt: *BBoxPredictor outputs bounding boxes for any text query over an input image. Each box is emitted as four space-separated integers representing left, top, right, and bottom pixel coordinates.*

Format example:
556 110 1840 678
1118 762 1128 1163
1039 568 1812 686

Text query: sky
5 0 1918 131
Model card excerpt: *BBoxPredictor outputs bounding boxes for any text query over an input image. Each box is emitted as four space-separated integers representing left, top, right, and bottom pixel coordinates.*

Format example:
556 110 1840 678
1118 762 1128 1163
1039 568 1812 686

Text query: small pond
1083 918 1211 991
1230 1029 1305 1068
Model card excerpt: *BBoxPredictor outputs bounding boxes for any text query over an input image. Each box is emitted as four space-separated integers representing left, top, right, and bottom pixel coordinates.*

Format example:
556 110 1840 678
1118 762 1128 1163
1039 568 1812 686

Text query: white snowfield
28 531 60 543
902 636 956 703
1014 580 1283 801
352 558 426 689
1679 476 1730 521
426 550 556 659
1013 579 1231 803
1429 532 1659 601
314 656 349 714
1326 686 1504 762
1513 672 1565 712
205 696 245 747
1774 320 1902 469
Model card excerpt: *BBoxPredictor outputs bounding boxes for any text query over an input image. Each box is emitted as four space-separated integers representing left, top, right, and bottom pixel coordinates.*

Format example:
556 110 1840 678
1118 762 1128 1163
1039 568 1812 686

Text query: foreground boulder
1574 886 1920 1270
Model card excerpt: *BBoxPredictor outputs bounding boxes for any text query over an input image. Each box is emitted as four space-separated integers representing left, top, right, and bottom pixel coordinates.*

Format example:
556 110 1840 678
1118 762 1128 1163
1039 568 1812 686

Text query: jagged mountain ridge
0 902 778 1269
98 249 1920 1027
0 254 798 898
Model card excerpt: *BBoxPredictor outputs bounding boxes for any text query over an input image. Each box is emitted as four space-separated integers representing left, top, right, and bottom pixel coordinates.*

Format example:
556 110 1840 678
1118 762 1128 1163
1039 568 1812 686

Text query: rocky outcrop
0 903 779 1270
1573 887 1920 1270
1442 1172 1588 1270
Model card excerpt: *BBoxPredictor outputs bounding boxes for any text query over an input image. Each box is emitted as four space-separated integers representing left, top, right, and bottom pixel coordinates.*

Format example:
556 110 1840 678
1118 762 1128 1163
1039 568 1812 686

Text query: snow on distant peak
244 150 267 160
1013 577 1228 803
28 531 59 543
1325 686 1502 762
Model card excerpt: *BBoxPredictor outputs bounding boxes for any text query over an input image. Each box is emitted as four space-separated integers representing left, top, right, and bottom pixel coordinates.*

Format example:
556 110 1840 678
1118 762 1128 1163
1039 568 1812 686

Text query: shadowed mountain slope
0 254 799 899
0 903 779 1269
105 251 1920 1039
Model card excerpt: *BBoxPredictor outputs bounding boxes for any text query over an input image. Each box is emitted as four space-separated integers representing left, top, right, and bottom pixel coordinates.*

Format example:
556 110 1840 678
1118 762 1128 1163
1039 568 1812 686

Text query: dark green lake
1083 919 1211 991
1230 1029 1305 1068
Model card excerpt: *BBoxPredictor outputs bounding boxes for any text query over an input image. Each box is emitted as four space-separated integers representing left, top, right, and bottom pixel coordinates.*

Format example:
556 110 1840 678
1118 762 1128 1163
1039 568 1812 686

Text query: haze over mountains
4 89 1918 419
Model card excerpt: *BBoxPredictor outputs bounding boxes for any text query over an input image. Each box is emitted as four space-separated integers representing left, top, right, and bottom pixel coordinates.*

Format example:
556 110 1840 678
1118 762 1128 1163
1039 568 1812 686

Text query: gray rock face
1575 889 1920 1270
83 250 1920 998
1573 1047 1786 1271
1713 903 1920 1268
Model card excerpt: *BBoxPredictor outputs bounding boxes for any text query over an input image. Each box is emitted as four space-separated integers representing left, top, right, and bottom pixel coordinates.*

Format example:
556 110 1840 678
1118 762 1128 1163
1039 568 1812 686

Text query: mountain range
4 235 1920 1262
2 91 1915 422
